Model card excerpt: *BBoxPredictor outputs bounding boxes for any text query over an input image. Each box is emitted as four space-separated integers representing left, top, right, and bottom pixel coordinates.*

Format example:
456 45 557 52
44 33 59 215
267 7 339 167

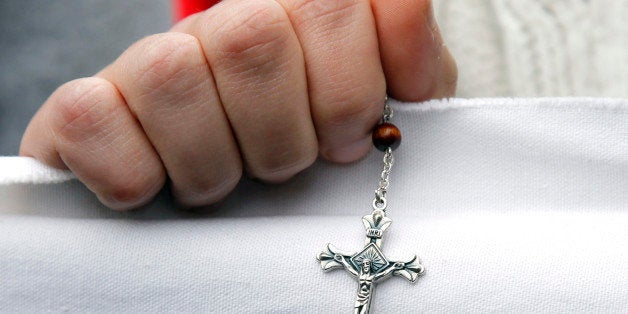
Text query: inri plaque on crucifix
316 209 424 313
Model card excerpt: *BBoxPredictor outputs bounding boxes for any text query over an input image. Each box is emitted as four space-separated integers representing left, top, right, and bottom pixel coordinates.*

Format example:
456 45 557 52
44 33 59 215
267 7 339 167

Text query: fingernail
425 0 443 47
98 193 145 211
322 137 372 164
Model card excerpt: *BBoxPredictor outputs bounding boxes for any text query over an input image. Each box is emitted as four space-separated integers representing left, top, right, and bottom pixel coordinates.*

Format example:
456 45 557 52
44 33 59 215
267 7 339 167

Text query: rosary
316 98 425 313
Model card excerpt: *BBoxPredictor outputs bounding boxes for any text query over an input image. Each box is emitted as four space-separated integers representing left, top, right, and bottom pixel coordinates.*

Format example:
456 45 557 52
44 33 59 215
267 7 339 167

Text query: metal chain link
372 98 394 212
382 95 392 123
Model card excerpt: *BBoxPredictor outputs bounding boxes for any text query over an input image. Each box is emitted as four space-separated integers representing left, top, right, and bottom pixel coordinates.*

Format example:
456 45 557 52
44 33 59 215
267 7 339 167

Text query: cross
317 209 424 313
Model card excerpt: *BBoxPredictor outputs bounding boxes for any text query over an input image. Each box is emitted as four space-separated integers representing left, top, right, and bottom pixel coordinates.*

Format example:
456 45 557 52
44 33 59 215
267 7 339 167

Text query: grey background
0 0 171 155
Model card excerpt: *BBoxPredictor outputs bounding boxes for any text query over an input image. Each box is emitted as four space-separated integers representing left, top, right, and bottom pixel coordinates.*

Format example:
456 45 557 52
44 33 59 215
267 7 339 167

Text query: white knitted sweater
435 0 628 97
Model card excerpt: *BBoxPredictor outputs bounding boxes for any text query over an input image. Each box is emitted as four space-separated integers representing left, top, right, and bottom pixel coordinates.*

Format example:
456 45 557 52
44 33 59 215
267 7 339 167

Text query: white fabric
435 0 628 98
0 156 74 184
1 98 627 312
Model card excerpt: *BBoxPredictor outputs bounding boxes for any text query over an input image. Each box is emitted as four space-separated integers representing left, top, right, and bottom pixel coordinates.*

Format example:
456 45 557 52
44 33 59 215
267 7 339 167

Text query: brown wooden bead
372 123 401 151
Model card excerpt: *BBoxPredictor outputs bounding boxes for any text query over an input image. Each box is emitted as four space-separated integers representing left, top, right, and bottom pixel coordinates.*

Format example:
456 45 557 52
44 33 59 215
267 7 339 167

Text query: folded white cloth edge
2 96 627 185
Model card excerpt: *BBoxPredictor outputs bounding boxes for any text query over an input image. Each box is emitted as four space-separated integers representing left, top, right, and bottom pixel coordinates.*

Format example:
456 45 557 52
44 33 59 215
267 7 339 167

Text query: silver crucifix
317 209 424 313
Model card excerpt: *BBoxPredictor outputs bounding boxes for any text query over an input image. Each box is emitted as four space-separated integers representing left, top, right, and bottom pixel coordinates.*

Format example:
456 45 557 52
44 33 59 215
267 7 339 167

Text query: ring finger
278 0 387 163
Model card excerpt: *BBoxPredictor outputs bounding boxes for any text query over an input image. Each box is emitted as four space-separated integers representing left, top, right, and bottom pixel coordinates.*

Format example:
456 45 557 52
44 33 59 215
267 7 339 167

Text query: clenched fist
20 0 456 210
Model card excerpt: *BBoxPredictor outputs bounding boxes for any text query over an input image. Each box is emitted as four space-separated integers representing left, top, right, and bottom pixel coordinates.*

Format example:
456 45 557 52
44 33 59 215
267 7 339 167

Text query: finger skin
20 0 459 212
181 0 318 182
278 0 386 163
98 32 242 207
371 0 458 101
20 77 166 210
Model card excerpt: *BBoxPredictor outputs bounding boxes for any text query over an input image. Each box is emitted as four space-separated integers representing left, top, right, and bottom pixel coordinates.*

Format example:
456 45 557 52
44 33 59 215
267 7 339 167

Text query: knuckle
288 0 361 28
211 0 292 62
132 33 203 94
52 77 118 141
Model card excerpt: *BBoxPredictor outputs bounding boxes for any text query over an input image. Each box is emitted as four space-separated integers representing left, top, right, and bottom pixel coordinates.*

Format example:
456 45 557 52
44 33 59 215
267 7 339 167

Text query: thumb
371 0 457 101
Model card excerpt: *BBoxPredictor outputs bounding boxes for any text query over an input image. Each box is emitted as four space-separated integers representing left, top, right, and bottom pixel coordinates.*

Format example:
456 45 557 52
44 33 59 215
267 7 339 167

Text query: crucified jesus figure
337 257 404 313
317 209 424 313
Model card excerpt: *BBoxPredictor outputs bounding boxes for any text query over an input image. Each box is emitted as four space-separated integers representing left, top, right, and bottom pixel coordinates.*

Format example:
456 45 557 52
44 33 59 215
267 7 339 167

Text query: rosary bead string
371 98 400 213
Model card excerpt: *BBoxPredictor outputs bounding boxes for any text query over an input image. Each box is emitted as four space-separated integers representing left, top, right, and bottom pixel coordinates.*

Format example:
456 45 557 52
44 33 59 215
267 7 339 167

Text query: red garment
172 0 220 22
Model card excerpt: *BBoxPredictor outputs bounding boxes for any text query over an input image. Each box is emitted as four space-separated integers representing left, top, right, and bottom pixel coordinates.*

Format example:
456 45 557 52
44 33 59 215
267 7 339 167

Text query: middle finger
182 0 318 182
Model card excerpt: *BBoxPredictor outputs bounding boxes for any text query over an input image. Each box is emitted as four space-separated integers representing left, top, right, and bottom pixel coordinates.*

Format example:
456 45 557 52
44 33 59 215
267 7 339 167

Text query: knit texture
435 0 628 97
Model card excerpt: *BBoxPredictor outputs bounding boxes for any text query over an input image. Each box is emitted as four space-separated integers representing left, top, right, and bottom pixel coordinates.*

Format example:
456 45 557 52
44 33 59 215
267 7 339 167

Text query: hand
20 0 457 210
